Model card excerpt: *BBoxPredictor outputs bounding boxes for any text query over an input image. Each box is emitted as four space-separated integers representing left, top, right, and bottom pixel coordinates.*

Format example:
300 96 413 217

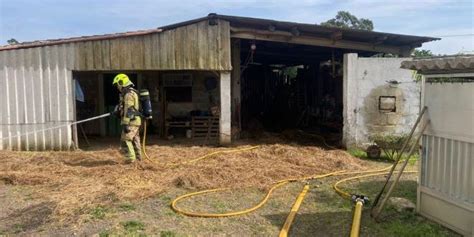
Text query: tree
321 11 374 31
412 49 433 57
7 38 19 45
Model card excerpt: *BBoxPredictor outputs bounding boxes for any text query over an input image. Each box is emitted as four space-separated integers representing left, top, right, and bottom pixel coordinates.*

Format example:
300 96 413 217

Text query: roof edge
0 29 162 51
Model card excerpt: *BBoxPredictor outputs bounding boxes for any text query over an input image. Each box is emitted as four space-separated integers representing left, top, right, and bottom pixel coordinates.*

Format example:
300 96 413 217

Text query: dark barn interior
238 39 363 140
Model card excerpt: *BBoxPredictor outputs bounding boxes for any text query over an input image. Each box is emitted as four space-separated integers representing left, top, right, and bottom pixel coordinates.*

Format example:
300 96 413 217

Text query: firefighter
112 73 142 163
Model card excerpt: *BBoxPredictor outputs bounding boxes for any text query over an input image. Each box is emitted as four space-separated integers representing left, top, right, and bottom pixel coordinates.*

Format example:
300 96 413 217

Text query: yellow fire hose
140 123 418 236
140 120 259 167
351 200 363 237
170 167 396 218
279 184 310 237
333 170 418 237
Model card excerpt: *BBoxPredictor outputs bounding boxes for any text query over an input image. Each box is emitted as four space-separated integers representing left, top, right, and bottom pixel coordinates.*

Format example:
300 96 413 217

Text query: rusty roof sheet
401 55 474 74
0 29 162 51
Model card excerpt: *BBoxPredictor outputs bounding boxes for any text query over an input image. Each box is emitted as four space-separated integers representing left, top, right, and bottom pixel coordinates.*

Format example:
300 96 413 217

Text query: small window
166 87 192 103
379 96 396 112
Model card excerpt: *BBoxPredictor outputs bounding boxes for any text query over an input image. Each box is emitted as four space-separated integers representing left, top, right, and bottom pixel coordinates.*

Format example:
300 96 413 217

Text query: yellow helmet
112 73 133 87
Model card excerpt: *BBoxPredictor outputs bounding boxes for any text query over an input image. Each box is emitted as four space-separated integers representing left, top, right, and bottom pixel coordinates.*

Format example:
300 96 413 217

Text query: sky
0 0 472 55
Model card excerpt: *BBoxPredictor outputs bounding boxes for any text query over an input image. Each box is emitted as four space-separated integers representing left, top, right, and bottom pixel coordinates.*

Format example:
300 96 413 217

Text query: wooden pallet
165 120 191 137
192 116 219 139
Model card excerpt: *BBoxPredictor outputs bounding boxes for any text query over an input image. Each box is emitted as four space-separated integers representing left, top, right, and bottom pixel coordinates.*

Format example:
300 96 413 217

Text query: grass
367 208 455 237
90 206 108 219
118 203 136 212
160 230 177 237
0 146 457 236
348 147 419 164
122 220 145 234
98 230 110 237
12 224 24 234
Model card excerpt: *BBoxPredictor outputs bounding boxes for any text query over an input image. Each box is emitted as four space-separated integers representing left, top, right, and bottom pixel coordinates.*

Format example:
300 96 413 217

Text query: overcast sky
0 0 472 55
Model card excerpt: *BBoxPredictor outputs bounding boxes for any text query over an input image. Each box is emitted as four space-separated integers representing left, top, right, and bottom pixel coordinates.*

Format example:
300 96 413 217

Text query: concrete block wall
343 54 420 147
165 71 220 118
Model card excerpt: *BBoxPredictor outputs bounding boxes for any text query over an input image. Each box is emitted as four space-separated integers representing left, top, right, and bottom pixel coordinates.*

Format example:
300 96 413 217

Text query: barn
0 14 437 150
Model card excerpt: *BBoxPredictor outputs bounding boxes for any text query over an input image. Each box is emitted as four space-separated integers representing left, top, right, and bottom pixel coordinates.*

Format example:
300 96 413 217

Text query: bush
369 134 413 160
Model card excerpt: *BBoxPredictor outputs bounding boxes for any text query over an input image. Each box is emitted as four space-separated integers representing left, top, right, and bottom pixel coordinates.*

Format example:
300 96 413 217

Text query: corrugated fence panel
0 44 76 151
422 135 473 204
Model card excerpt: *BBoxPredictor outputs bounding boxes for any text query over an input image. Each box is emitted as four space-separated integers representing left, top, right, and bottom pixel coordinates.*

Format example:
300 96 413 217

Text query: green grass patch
90 206 108 219
160 195 172 203
348 148 367 159
122 220 145 234
12 224 24 234
377 211 455 237
118 203 136 212
160 230 177 237
98 230 110 237
348 147 419 163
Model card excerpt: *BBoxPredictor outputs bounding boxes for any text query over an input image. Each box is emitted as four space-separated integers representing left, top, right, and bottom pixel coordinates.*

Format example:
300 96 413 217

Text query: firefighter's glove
113 105 121 118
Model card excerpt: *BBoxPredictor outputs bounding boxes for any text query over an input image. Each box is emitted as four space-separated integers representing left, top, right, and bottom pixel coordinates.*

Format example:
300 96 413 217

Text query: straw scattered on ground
0 136 369 223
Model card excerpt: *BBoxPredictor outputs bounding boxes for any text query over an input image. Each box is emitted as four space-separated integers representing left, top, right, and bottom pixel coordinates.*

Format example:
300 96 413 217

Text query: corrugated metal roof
0 29 162 51
401 55 474 73
1 13 438 52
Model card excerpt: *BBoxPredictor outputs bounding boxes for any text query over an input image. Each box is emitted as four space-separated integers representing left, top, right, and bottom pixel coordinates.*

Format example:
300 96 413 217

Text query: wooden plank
76 42 88 70
110 39 121 69
93 40 103 70
219 20 232 71
85 41 94 70
143 35 153 69
196 21 208 69
101 40 111 70
175 27 185 69
187 23 199 69
122 38 133 70
151 33 161 69
207 21 218 70
131 36 144 69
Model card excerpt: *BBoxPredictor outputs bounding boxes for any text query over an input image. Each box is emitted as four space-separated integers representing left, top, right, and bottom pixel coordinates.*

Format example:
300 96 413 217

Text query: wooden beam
331 31 343 41
231 39 241 137
230 27 406 55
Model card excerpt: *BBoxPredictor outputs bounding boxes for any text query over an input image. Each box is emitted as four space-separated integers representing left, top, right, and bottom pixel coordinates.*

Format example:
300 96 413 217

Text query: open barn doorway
237 39 347 145
73 71 143 148
72 70 221 149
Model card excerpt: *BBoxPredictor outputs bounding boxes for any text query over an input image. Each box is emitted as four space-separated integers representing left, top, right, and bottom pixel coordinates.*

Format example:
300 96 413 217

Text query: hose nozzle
351 194 369 204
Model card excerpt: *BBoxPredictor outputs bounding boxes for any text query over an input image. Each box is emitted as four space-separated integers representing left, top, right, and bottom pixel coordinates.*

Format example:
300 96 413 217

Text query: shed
0 14 438 150
401 55 474 236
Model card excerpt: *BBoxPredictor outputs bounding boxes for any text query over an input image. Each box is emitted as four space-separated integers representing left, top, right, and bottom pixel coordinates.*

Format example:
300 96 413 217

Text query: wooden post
98 73 106 137
231 39 241 138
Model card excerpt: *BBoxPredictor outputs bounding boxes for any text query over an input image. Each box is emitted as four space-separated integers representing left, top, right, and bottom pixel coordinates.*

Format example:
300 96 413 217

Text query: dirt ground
0 134 460 236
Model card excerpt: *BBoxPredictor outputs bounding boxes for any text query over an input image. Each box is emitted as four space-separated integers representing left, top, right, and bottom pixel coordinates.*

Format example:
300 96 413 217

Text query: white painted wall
343 53 420 147
220 71 232 144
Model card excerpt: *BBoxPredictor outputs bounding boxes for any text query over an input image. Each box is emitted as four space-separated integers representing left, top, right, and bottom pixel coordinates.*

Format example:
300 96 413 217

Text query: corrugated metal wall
421 135 473 204
0 19 232 150
419 79 474 235
0 45 75 150
421 81 474 204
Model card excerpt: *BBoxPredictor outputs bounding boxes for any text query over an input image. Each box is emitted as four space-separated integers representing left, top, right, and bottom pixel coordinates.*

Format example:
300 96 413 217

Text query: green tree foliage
321 11 374 31
412 49 433 57
7 38 19 45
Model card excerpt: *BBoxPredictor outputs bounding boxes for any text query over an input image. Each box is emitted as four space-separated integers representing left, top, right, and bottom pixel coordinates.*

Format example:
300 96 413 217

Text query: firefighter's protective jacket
120 88 142 127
